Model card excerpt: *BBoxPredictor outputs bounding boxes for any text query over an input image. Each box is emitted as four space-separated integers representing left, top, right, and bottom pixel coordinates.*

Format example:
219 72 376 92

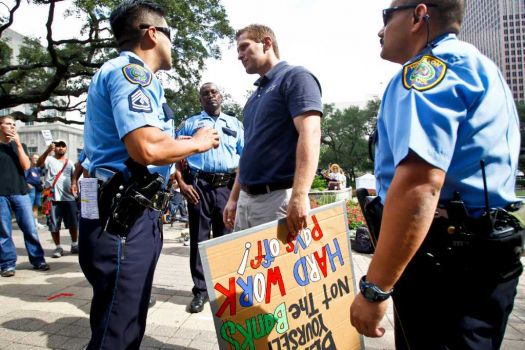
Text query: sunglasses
382 3 438 26
53 142 66 147
139 24 172 41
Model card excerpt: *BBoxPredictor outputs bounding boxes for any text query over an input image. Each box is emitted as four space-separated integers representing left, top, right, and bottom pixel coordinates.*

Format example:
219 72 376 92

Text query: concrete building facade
459 0 525 102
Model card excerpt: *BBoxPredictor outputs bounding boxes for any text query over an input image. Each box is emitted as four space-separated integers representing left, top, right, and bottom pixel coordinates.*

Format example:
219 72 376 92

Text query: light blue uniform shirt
375 33 520 214
84 51 174 182
176 111 243 173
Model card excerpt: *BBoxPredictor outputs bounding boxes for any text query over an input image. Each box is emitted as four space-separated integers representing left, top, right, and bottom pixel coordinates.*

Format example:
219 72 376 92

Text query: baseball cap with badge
53 139 67 147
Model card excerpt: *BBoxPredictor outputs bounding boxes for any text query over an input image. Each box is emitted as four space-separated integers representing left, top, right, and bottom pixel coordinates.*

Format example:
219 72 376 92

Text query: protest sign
41 130 53 145
199 201 363 350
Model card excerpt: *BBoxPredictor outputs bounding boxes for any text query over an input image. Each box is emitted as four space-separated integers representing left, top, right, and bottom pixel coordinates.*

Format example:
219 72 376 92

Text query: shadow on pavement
1 317 204 350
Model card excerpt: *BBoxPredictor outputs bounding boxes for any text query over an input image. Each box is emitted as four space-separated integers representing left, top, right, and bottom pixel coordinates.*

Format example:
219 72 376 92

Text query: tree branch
0 0 21 36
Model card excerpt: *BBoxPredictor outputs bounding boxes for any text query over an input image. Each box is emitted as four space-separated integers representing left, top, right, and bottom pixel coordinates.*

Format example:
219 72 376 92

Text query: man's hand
193 127 220 152
179 182 200 204
223 199 237 230
286 192 309 236
46 143 56 154
350 293 388 338
4 126 20 144
71 181 78 198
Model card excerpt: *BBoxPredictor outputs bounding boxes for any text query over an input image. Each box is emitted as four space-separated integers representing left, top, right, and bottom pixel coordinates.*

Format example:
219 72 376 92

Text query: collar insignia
403 55 447 91
122 64 152 87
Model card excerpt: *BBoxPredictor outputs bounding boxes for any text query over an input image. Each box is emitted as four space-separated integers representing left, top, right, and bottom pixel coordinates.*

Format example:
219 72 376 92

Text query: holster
97 159 170 236
425 210 524 282
356 188 383 246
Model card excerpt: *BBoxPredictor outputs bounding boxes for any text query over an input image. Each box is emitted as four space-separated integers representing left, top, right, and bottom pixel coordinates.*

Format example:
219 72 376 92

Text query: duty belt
191 170 235 187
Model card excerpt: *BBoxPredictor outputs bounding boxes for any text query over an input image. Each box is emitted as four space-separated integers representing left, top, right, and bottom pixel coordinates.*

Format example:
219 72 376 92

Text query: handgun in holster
100 159 167 235
356 188 383 247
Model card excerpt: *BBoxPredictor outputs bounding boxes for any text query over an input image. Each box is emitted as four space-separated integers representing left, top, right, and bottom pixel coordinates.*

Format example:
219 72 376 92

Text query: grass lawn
516 190 525 197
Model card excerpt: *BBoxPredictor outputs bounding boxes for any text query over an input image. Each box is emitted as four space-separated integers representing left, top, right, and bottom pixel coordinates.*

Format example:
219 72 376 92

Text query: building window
27 146 37 156
76 148 83 161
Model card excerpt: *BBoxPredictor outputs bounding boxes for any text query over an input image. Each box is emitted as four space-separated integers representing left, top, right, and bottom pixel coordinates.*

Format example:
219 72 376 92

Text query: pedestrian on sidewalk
37 140 79 258
25 154 46 230
80 1 219 348
0 115 50 277
175 82 243 313
350 1 523 349
223 24 322 234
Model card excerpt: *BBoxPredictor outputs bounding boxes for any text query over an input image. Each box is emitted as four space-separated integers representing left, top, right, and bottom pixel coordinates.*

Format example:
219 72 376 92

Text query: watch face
364 288 376 300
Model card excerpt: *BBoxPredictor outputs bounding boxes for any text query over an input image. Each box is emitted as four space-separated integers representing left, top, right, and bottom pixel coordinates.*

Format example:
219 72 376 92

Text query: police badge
403 55 447 91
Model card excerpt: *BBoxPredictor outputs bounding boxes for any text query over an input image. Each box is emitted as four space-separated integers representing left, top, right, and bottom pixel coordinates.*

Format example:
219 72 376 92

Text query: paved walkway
0 223 523 349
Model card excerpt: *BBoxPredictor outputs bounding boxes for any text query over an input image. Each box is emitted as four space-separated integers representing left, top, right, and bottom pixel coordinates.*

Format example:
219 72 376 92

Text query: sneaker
70 245 79 254
1 269 15 277
33 263 50 271
52 247 64 258
36 223 46 230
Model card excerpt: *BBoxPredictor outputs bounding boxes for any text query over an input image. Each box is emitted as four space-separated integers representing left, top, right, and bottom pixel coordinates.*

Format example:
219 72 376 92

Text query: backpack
351 226 375 254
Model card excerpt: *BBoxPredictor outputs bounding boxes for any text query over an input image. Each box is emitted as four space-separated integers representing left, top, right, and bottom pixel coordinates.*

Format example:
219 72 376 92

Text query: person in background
37 140 78 258
25 154 46 229
175 82 243 313
327 163 346 190
0 115 49 277
350 1 523 349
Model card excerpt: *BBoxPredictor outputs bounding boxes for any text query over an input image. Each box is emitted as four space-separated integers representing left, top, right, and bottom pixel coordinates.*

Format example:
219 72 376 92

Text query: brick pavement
0 223 523 349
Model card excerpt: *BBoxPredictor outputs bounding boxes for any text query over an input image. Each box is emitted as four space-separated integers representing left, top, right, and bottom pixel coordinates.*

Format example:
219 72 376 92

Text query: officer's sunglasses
382 3 438 26
139 24 171 41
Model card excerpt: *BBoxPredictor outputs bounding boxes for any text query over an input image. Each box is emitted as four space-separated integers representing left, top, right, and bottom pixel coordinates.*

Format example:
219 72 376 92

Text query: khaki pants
234 188 310 231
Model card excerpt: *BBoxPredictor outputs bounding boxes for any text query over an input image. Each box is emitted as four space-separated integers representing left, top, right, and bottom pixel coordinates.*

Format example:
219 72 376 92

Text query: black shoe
33 263 50 271
149 295 156 308
1 269 15 277
189 295 208 313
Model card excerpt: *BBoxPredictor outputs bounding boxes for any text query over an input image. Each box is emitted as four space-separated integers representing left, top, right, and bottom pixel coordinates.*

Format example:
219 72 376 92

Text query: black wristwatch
359 275 393 302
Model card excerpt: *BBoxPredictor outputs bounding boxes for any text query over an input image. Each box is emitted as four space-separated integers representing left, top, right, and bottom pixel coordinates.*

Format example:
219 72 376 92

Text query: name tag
222 127 237 137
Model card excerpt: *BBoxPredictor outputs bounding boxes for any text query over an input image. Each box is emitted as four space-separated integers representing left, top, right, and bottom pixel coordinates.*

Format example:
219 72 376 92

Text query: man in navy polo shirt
223 24 322 235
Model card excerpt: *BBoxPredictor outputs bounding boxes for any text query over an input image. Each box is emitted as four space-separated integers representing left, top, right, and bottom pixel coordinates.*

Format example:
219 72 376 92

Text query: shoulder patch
403 55 447 91
128 87 152 113
122 64 152 87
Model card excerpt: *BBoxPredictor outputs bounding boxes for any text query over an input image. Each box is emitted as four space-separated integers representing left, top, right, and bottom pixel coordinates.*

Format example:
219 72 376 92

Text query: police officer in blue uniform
174 82 244 313
350 1 523 349
80 1 219 348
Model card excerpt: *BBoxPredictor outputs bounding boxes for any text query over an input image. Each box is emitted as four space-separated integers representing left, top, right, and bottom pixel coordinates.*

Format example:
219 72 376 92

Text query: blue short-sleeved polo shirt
239 61 323 185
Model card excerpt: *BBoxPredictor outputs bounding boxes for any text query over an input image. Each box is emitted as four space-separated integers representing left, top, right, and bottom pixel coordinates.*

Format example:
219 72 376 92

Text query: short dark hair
399 0 465 29
110 0 166 49
236 24 280 59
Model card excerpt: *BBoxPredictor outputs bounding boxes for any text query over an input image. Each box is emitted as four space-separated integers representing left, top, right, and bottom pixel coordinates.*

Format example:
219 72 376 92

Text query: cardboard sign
41 130 53 146
199 201 363 350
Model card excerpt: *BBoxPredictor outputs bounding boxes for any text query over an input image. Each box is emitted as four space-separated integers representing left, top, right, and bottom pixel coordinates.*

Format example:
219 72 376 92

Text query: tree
0 0 234 124
320 99 380 185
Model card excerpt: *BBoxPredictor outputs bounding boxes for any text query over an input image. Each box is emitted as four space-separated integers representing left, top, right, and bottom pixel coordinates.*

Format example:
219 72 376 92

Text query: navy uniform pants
79 209 163 350
188 177 231 297
392 230 521 350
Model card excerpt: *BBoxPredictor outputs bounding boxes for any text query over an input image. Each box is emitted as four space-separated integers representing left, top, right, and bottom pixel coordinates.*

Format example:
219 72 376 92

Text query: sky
5 0 399 108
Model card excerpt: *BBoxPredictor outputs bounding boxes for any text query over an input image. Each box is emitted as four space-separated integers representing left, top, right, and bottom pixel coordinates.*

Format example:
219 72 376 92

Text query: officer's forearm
124 127 202 165
292 114 320 197
229 169 241 202
366 153 445 291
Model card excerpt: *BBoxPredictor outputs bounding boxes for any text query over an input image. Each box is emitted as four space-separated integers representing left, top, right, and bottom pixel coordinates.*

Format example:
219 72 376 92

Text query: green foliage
0 0 234 123
311 175 327 191
320 99 380 185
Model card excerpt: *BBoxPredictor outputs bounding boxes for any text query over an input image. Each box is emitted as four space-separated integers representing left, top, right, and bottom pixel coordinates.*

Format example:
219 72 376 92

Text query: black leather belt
192 170 235 187
240 180 294 195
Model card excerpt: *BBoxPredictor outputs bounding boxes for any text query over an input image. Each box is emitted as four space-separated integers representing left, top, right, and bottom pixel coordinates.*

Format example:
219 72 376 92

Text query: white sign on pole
41 130 53 146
